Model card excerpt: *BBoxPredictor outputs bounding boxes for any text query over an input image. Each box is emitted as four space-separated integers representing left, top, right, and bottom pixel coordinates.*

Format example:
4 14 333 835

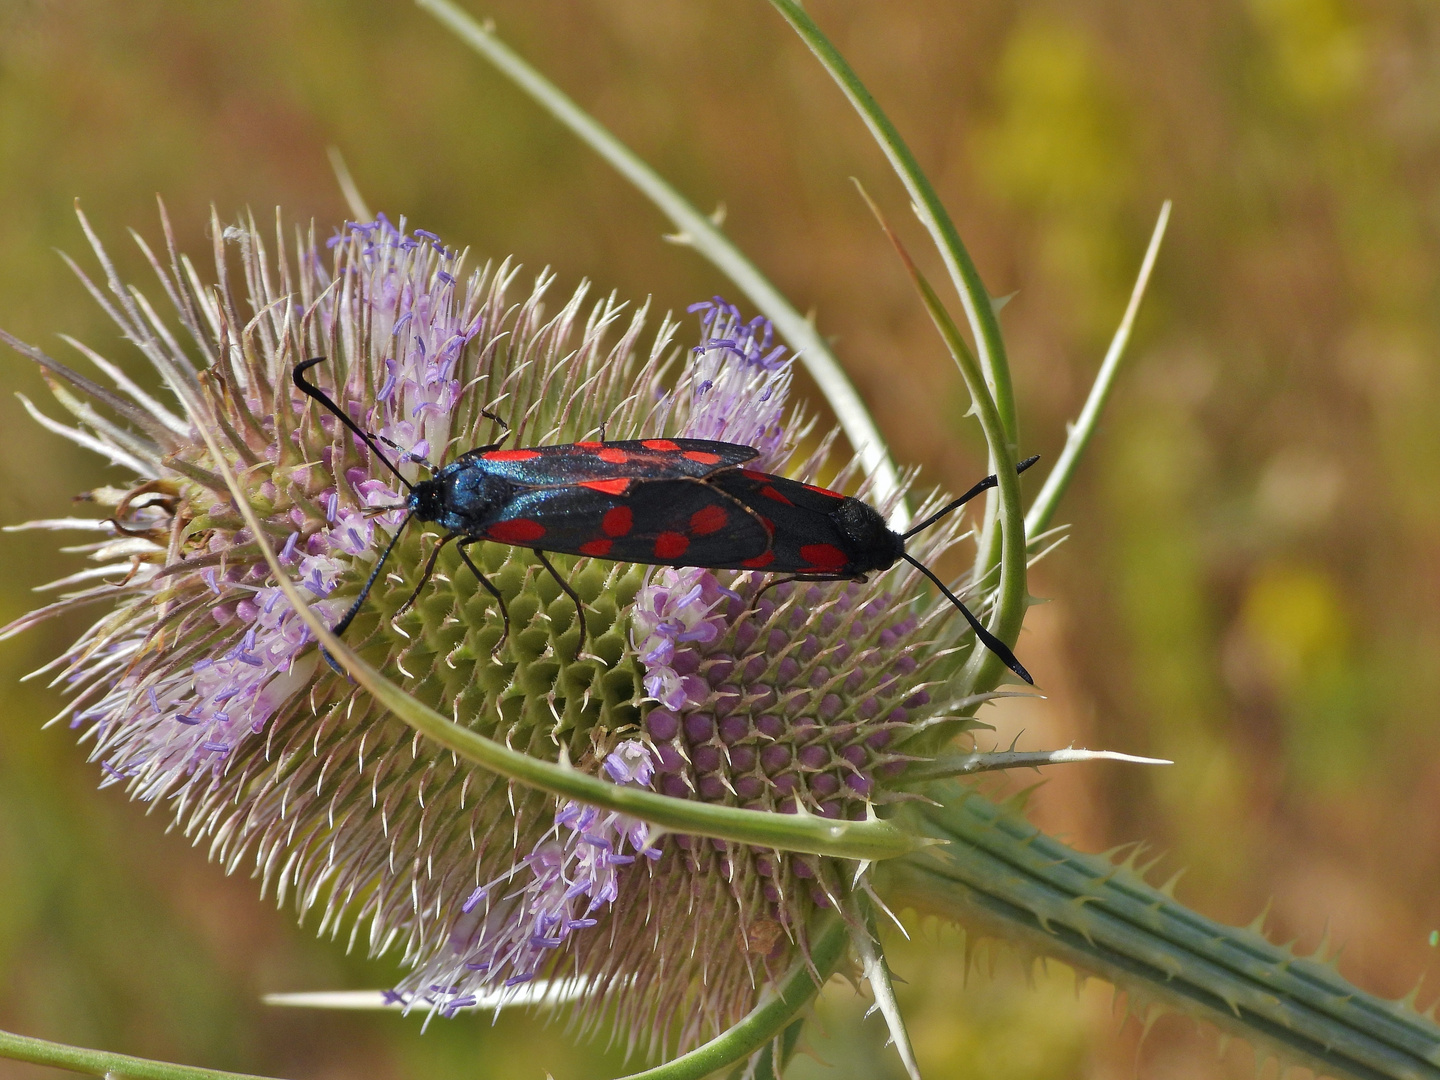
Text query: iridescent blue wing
447 439 759 487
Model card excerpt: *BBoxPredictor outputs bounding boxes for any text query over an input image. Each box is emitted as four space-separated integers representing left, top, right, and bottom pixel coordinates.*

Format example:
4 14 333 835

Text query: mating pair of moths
294 357 1035 684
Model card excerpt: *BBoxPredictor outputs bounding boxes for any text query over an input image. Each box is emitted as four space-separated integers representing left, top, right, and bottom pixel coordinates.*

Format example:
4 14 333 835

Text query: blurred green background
1 1 1438 1077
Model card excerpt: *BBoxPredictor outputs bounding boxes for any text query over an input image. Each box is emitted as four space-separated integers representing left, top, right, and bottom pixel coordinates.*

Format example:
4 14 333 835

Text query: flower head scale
3 208 988 1059
677 297 793 467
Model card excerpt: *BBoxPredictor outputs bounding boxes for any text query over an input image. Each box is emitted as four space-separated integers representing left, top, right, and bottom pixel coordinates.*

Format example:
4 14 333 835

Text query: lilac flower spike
398 740 660 1012
677 298 793 468
2 210 985 1060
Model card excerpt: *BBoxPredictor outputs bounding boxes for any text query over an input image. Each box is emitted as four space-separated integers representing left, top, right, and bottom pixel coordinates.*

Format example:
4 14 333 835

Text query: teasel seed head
3 208 985 1058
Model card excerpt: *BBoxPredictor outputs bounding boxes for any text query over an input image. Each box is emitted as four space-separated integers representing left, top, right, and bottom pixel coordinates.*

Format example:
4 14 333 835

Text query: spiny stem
881 789 1440 1080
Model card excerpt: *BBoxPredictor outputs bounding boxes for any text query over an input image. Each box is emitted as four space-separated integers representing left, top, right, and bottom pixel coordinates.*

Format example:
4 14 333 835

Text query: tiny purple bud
646 708 680 742
684 712 716 743
761 745 792 774
797 745 829 770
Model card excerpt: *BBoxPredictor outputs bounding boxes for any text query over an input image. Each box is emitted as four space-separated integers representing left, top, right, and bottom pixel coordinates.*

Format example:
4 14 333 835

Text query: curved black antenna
332 512 415 638
902 455 1040 541
901 552 1034 685
293 357 413 492
375 432 437 475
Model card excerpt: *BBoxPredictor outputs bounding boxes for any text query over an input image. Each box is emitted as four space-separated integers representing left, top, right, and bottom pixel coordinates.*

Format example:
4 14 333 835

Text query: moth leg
532 547 588 652
480 407 511 450
751 571 860 608
395 533 455 620
751 573 797 608
313 517 417 677
456 538 511 657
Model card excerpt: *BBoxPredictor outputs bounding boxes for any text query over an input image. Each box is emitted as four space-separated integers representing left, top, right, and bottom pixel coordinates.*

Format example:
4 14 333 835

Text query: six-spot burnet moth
292 357 1038 684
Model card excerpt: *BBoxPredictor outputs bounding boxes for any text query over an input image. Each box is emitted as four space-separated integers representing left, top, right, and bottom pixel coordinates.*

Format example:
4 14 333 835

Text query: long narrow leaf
0 1027 285 1080
765 0 1018 452
1026 201 1171 536
415 0 906 524
855 185 1027 695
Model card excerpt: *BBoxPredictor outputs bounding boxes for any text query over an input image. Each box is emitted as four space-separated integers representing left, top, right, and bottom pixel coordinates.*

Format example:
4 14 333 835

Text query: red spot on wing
580 478 631 495
484 449 540 462
642 439 680 452
742 550 775 569
598 448 629 464
488 518 546 544
760 485 793 506
799 543 849 571
803 482 844 498
654 532 689 559
683 450 722 465
690 504 728 536
742 469 771 481
602 506 633 537
579 539 613 557
759 517 775 536
574 440 603 449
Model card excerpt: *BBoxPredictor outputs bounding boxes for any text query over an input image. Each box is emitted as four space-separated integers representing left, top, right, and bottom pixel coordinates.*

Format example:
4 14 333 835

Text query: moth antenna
332 512 414 638
901 455 1040 541
900 552 1033 685
376 432 437 474
293 357 413 492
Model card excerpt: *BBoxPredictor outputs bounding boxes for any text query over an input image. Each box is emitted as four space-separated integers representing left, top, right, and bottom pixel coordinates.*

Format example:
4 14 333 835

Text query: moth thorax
832 497 903 573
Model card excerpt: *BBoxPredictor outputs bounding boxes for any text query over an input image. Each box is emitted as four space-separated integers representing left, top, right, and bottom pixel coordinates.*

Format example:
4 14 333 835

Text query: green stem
0 1028 284 1080
617 912 848 1080
416 0 906 522
857 187 1026 696
880 788 1440 1080
1026 201 1171 538
731 1018 806 1080
765 0 1018 452
767 0 1029 647
916 271 1027 695
189 397 918 864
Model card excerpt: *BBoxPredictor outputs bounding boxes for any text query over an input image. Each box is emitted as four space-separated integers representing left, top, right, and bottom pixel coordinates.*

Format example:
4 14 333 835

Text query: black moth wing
451 438 759 487
708 469 881 576
479 475 773 568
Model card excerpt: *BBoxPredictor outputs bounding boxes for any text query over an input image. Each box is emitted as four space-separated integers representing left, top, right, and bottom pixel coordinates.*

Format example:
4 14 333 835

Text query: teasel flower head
2 208 983 1058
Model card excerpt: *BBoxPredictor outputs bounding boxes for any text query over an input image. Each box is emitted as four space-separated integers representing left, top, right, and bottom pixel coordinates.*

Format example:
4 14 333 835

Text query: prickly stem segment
877 786 1440 1080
